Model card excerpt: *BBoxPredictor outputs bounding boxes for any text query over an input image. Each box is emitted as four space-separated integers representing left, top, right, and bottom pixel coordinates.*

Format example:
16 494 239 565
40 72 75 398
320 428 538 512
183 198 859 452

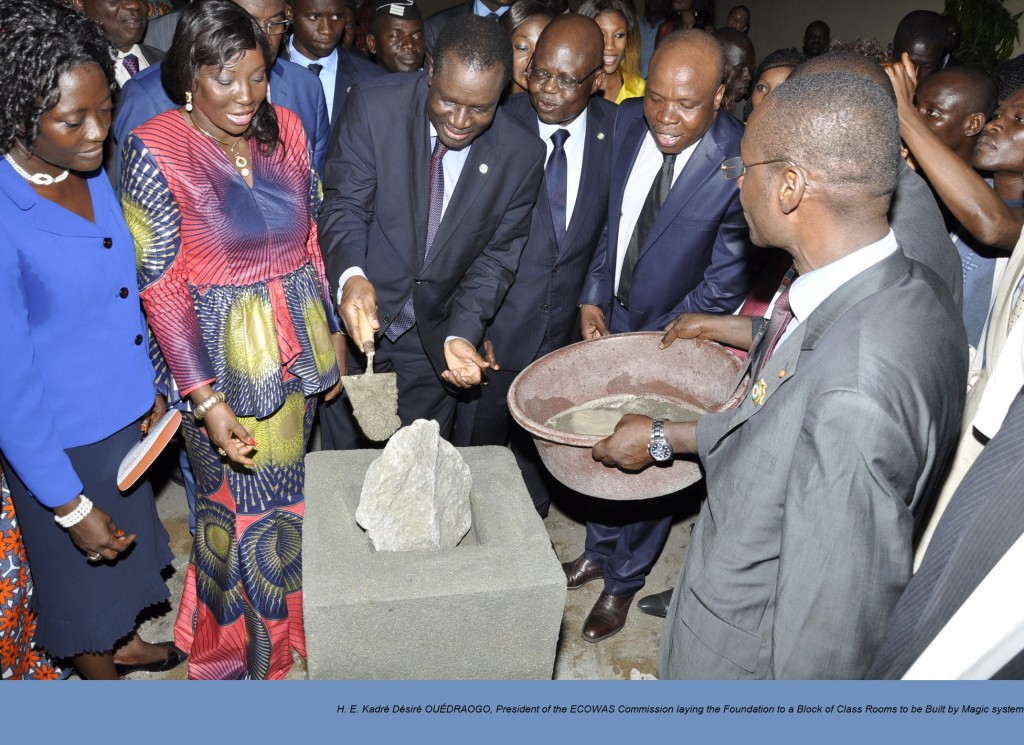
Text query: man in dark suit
284 0 384 123
452 14 614 516
868 386 1024 680
423 0 512 58
594 71 967 679
72 0 164 178
318 16 544 445
564 29 756 643
114 0 331 174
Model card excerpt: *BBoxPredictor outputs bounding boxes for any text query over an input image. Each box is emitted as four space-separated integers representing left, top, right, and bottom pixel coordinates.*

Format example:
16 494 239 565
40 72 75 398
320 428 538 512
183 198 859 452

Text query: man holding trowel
318 16 544 447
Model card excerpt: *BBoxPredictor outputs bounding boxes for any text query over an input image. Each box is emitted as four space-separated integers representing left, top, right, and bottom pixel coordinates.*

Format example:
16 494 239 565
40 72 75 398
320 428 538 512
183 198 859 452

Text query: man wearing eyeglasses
115 0 331 175
593 71 967 679
569 29 756 643
452 16 613 515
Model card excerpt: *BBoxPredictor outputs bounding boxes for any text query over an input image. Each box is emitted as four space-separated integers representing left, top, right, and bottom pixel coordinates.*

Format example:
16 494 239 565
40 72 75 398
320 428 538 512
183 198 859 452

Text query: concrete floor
124 440 704 681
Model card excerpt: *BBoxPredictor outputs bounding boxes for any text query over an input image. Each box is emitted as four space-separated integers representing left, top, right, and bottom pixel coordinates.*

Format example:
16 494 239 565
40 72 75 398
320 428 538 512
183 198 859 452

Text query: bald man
595 71 966 679
893 9 947 83
712 26 755 118
452 16 616 518
571 30 755 643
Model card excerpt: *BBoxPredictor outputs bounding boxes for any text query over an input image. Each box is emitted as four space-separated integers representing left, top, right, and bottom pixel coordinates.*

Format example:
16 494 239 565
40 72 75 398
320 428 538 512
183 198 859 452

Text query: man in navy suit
423 0 511 58
114 0 330 174
452 14 614 517
284 0 384 124
567 29 756 643
318 16 544 445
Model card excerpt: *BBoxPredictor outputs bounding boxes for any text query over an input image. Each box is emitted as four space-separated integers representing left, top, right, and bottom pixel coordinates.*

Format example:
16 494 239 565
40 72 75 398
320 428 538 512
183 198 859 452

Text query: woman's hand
141 394 167 436
204 402 257 467
55 496 136 562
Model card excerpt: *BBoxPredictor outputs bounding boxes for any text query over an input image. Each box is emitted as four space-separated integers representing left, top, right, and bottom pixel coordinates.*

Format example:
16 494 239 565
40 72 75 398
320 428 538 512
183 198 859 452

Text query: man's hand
339 276 378 351
662 312 757 351
442 338 493 388
592 414 655 471
580 304 609 340
482 339 500 371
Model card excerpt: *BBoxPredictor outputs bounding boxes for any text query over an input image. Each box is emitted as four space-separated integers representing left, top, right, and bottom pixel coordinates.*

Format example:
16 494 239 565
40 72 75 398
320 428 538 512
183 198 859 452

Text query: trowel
340 309 401 441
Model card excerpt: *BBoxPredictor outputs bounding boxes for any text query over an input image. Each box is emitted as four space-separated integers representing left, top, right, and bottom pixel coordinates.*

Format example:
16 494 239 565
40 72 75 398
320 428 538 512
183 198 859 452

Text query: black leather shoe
582 591 634 642
115 643 188 677
562 554 604 589
637 589 672 618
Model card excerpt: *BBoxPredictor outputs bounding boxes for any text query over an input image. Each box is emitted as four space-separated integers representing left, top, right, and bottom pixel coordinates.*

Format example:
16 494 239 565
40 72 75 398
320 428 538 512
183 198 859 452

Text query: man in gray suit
593 71 967 678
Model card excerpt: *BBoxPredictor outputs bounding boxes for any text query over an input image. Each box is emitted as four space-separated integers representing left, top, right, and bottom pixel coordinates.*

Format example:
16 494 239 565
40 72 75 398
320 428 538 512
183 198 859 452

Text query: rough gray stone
303 447 566 679
355 419 472 551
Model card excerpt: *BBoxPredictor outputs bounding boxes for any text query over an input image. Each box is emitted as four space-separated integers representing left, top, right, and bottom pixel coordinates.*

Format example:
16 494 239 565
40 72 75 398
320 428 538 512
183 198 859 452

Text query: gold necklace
188 114 251 177
4 152 69 185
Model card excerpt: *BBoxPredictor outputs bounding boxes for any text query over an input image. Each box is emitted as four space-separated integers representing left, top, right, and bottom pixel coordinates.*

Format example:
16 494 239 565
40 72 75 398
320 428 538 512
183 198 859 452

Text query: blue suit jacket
579 101 756 332
485 94 616 371
0 163 155 507
319 72 545 377
333 48 386 123
113 58 330 176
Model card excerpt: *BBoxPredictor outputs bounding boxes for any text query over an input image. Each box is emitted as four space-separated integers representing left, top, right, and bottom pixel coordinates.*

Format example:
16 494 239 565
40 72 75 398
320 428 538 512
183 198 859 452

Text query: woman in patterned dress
120 0 344 679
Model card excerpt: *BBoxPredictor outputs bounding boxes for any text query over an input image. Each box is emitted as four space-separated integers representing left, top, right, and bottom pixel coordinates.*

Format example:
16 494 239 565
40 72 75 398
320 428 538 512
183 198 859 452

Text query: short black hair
433 14 512 81
925 67 997 119
162 0 279 152
753 71 900 214
0 0 117 155
795 51 894 100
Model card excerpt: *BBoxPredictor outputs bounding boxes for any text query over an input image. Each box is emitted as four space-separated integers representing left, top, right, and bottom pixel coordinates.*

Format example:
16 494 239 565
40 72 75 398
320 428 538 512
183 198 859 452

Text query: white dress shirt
115 44 152 87
537 112 588 232
614 133 699 293
288 42 339 123
776 230 898 349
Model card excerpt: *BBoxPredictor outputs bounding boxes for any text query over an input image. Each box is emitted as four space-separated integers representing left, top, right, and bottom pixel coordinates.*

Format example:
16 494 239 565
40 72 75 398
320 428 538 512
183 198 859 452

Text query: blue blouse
0 160 155 508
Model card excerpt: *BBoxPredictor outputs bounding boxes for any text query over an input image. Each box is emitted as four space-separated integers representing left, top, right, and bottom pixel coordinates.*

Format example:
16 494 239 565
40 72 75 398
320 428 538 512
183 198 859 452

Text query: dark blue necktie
387 139 448 341
546 128 570 249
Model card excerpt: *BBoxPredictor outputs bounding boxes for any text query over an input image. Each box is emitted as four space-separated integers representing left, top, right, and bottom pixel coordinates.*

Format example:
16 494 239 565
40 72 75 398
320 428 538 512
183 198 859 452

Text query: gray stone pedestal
303 446 566 679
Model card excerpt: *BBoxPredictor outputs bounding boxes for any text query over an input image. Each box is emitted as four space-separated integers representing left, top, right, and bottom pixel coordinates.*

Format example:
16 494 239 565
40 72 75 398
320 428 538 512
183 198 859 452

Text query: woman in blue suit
0 0 183 680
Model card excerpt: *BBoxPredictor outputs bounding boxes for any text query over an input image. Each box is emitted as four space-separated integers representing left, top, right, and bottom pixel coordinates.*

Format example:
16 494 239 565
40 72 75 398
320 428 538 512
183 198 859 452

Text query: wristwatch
648 418 674 462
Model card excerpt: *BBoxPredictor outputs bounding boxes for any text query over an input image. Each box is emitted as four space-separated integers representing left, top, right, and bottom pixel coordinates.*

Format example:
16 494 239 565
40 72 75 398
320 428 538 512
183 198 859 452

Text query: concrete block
303 446 567 680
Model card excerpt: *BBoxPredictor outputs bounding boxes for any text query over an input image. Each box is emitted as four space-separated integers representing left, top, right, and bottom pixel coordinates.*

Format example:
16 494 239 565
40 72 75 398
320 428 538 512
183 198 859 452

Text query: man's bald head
712 26 755 101
749 71 900 215
893 10 947 82
528 14 604 125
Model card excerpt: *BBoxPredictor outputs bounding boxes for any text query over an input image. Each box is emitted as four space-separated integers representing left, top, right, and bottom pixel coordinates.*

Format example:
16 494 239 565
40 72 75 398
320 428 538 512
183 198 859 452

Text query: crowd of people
1 0 1022 682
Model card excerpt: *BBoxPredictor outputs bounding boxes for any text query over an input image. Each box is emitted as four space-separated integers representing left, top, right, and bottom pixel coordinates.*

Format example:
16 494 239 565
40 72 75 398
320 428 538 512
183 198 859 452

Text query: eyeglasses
721 156 795 180
525 65 602 93
261 18 291 37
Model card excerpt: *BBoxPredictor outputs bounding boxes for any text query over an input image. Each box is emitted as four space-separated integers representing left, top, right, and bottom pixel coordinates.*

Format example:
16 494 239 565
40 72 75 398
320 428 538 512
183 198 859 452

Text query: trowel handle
357 308 376 356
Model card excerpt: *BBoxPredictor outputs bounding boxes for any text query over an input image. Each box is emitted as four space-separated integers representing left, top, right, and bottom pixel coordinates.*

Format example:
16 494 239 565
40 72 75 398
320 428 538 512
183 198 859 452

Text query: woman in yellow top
578 0 645 103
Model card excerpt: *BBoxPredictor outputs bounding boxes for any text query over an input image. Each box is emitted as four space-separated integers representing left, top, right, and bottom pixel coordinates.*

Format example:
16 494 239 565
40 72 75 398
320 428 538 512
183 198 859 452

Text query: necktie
546 129 570 249
733 251 795 360
616 152 676 308
308 62 324 76
386 139 449 341
751 284 793 379
122 53 140 79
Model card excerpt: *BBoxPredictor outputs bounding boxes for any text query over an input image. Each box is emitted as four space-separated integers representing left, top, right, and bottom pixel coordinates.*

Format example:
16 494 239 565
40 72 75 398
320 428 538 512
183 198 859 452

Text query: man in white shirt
73 0 163 86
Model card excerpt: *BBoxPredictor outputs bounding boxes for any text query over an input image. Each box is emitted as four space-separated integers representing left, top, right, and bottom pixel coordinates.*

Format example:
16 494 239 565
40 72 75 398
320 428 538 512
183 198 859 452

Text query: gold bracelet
193 391 226 420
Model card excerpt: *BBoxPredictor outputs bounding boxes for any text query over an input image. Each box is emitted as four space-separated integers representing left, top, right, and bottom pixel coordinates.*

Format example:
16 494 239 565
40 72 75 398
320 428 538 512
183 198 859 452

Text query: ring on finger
87 553 102 562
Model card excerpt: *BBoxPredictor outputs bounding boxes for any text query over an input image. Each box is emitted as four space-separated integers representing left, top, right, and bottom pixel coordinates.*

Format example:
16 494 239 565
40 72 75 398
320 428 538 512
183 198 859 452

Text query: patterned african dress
121 106 341 680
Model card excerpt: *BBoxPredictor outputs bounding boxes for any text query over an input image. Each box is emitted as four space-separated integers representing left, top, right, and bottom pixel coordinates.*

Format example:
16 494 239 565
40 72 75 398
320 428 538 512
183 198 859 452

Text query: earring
185 91 193 112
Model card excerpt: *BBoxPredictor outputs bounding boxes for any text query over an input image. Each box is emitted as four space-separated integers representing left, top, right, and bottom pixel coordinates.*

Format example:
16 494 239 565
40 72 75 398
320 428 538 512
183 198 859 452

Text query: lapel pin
479 163 489 174
597 132 605 140
751 378 767 406
778 369 786 379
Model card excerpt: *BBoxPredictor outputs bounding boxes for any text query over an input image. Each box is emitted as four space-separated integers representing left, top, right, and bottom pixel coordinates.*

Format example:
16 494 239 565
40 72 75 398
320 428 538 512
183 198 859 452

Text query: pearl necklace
188 114 251 178
4 153 69 185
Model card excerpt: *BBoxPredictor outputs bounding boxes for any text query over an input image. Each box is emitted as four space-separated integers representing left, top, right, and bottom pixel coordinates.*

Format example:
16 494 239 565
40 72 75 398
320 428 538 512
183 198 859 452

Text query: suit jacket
423 0 473 57
485 94 616 371
318 72 545 376
143 8 182 53
113 58 330 176
890 162 964 309
579 100 756 331
659 250 968 680
868 386 1024 679
280 44 385 124
104 44 164 180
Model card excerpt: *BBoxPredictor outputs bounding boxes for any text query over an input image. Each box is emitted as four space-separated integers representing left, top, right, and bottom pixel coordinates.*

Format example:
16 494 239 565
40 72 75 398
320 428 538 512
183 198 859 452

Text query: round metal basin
508 332 742 500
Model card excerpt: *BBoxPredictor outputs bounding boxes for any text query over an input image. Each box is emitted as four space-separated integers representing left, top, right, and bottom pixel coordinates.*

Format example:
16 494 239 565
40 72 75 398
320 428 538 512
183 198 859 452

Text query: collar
287 41 338 73
473 0 509 16
789 229 898 326
117 43 144 61
536 109 588 145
